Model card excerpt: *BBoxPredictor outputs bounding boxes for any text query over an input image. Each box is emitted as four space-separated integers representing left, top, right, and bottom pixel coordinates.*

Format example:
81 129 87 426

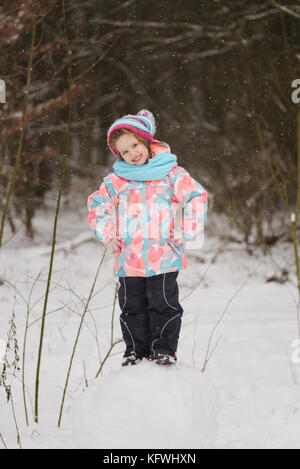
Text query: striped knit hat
107 109 156 158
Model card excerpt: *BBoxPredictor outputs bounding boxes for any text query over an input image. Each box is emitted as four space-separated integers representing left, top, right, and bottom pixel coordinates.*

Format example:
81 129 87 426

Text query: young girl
87 110 208 366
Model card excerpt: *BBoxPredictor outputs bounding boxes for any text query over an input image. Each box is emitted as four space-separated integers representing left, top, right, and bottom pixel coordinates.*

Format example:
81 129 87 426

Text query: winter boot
154 353 177 366
121 351 142 367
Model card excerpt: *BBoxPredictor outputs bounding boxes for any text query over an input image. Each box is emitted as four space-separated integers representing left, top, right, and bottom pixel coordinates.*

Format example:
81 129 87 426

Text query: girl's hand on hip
107 238 123 254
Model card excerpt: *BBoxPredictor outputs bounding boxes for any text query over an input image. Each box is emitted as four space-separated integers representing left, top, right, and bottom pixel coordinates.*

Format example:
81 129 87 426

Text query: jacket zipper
168 238 181 255
141 182 149 275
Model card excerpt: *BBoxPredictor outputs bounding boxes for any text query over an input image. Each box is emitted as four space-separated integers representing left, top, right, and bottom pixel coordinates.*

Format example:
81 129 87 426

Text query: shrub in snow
72 361 217 449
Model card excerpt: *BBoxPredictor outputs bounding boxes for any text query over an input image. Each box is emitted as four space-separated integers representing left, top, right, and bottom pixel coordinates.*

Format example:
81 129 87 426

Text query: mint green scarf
113 152 177 181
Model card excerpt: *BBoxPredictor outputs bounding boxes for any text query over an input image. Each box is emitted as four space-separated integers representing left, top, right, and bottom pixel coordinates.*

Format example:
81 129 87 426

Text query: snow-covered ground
73 363 217 449
0 198 300 449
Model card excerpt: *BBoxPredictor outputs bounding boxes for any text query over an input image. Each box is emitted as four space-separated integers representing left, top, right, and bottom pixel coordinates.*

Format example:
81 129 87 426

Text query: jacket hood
150 140 171 158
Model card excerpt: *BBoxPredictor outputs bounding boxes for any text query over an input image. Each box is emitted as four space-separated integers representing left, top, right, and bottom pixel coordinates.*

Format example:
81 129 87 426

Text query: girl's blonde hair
109 128 155 161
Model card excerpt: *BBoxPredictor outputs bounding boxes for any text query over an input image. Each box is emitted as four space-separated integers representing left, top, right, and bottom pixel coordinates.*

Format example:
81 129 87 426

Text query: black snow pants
117 271 184 359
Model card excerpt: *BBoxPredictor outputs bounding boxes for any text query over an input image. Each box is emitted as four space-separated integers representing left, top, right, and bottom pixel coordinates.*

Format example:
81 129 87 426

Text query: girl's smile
115 133 149 165
132 154 142 162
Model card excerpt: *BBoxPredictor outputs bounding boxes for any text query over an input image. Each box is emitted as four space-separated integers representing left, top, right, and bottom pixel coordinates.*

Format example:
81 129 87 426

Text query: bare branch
269 0 300 19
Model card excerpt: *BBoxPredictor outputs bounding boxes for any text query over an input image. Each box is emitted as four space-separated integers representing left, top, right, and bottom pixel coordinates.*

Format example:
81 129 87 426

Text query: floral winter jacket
87 141 208 277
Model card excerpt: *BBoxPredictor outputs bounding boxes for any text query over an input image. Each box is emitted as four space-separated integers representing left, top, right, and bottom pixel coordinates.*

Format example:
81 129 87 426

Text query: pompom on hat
107 109 156 158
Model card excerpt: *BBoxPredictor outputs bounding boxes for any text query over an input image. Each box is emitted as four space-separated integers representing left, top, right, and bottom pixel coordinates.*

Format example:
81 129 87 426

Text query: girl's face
115 133 149 165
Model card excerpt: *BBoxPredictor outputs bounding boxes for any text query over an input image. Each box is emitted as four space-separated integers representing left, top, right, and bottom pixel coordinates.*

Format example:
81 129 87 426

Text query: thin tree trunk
34 62 73 423
291 108 300 338
57 249 106 427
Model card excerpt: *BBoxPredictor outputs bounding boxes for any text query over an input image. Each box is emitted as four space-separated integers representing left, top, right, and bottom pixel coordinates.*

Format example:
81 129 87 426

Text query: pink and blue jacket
87 141 208 277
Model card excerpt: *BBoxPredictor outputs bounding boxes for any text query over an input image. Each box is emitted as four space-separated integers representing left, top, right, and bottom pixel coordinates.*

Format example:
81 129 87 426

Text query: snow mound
72 361 217 449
